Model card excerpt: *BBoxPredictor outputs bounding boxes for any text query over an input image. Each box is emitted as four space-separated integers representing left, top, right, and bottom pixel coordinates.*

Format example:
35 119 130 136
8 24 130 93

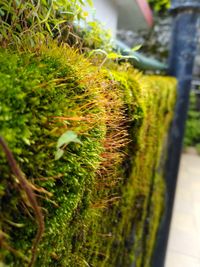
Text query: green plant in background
0 0 93 47
184 91 200 153
148 0 170 13
81 20 114 53
0 0 114 54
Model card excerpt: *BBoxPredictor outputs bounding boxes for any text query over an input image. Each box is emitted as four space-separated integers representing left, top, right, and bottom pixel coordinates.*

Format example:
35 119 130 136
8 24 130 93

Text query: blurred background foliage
147 0 170 13
118 0 172 63
0 0 113 52
184 91 200 154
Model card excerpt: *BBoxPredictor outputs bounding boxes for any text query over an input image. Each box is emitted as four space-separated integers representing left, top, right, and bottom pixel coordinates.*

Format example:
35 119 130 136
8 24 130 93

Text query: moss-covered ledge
0 45 176 267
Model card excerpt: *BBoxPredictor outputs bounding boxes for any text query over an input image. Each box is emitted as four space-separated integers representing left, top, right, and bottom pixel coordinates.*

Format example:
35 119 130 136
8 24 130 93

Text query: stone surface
165 153 200 267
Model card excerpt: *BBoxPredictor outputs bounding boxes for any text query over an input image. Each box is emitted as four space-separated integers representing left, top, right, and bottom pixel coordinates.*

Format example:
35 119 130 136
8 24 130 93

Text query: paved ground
165 152 200 267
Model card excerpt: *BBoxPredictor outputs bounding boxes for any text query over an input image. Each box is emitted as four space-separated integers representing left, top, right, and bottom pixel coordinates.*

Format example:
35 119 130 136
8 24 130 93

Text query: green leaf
0 9 5 16
131 44 142 52
86 0 93 7
57 130 82 149
22 138 31 146
45 21 53 36
55 149 64 160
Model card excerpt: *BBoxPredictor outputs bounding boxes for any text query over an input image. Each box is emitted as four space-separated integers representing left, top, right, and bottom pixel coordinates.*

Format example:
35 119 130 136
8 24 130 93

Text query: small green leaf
55 149 64 160
57 130 82 149
45 22 53 36
86 0 94 7
131 44 142 52
0 9 5 16
23 138 31 146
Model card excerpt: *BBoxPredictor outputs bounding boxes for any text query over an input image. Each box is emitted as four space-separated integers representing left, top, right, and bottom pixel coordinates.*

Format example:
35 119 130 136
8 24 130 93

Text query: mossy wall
0 45 176 267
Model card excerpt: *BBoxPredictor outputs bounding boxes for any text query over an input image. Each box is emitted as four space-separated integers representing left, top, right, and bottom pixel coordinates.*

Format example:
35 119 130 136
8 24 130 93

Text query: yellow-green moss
0 45 176 267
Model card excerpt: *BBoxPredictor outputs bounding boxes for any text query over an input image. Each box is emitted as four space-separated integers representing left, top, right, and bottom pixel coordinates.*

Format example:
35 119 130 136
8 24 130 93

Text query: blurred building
85 0 153 38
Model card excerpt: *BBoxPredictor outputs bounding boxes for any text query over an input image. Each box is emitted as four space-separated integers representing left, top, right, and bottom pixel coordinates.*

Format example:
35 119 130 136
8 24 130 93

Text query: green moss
0 46 176 267
0 47 106 266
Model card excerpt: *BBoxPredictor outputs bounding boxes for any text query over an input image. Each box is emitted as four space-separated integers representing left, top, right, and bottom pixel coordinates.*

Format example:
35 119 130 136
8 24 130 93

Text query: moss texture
0 45 176 267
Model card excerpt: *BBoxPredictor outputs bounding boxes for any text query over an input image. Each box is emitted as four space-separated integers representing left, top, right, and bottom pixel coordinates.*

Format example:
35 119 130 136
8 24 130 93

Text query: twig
0 137 44 267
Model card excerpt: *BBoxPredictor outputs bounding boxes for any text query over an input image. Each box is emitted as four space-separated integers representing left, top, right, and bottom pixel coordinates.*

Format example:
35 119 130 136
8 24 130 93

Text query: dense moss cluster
0 45 176 267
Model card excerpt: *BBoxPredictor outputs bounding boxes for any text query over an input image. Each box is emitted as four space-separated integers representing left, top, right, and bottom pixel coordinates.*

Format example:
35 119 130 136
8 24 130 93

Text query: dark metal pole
152 1 200 266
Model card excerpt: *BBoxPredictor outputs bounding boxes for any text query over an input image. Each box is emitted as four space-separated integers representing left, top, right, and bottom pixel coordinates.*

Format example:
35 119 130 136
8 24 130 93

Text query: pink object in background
136 0 153 27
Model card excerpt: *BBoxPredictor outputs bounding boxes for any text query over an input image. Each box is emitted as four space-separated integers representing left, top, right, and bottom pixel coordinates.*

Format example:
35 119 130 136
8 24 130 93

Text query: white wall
84 0 151 38
117 0 150 31
84 0 118 38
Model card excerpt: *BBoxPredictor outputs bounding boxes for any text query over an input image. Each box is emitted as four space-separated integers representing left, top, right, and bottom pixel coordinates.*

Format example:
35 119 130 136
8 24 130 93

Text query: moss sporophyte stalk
0 44 176 267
